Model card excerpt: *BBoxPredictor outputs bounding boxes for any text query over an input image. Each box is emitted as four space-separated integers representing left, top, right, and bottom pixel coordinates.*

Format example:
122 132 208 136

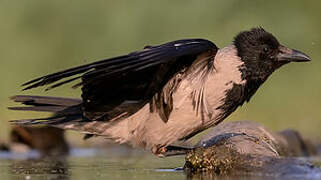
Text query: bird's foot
152 146 167 158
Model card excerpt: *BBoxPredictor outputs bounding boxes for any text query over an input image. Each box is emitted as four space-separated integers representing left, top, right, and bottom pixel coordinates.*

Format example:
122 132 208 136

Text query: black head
234 27 310 80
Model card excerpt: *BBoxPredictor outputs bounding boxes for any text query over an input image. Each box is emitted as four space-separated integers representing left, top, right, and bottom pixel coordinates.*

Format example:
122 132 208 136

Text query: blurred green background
0 0 320 144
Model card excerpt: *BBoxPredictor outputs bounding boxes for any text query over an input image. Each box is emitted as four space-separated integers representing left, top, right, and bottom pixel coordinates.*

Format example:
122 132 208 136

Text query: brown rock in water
278 129 318 157
184 121 321 176
10 126 69 156
0 143 9 151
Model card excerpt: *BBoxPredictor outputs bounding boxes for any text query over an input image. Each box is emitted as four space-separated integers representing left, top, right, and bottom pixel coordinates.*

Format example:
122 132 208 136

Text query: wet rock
184 121 321 176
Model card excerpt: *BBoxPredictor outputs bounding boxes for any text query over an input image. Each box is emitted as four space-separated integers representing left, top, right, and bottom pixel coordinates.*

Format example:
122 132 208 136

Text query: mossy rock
184 121 321 176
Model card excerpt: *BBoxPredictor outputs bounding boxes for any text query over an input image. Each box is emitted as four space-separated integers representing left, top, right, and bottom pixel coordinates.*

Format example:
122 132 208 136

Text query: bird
9 27 311 157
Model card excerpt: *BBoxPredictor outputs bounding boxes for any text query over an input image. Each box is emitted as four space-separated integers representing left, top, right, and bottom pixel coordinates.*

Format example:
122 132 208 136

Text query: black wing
22 39 218 121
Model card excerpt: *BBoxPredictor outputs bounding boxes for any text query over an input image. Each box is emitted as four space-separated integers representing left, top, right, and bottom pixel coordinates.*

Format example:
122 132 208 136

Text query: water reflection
185 171 321 180
10 158 69 180
0 147 320 180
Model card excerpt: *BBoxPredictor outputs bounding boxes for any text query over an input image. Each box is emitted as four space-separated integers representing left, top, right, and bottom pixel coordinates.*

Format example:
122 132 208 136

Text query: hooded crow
10 27 311 156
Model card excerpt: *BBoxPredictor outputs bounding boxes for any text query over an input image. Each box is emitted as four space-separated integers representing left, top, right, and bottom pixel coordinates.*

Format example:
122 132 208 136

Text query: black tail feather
9 95 83 126
10 95 82 106
10 116 66 125
8 106 65 112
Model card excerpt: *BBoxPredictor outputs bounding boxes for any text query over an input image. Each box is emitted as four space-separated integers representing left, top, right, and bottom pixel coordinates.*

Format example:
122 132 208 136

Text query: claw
152 146 167 158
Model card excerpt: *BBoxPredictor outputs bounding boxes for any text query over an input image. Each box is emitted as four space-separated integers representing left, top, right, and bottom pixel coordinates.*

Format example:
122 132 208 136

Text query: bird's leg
152 145 193 157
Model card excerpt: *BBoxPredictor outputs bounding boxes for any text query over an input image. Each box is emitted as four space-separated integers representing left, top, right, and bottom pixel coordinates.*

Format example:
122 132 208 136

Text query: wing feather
21 39 218 122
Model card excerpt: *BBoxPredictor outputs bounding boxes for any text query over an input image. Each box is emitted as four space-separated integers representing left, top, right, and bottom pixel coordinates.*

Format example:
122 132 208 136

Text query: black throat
213 71 266 128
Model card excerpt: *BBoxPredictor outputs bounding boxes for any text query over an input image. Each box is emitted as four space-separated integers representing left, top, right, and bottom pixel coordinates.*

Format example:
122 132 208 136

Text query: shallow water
0 146 320 180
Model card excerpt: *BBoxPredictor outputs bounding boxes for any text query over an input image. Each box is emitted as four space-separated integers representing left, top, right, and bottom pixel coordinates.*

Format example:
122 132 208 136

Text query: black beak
277 45 311 62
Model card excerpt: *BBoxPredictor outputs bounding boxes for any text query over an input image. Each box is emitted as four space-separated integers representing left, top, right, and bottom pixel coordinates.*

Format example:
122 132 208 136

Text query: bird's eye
263 47 269 53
